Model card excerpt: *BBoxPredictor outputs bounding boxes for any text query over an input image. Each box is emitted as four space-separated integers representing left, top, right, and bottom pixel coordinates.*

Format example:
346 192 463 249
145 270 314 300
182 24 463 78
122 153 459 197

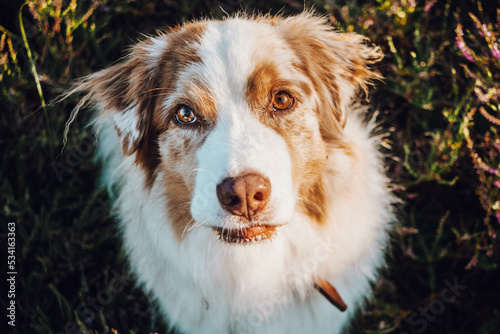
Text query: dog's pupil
181 108 192 119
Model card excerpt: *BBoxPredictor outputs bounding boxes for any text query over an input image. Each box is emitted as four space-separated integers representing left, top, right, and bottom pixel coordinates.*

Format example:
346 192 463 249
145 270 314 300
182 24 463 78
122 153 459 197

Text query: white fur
91 15 394 334
191 96 295 226
140 35 170 67
111 105 141 153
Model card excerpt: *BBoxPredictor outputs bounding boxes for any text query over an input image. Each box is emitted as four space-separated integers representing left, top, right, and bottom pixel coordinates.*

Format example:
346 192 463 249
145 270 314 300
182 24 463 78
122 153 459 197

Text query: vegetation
1 0 499 333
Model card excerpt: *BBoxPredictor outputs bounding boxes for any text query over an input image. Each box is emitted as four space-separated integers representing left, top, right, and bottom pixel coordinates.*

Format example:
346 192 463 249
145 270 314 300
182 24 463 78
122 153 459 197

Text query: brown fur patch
160 128 208 240
137 22 207 186
71 21 207 187
298 175 327 224
263 14 382 223
294 154 329 225
279 27 343 142
245 61 310 117
277 14 383 142
244 52 329 224
152 22 207 129
242 13 382 224
150 23 210 238
163 167 195 240
172 77 219 126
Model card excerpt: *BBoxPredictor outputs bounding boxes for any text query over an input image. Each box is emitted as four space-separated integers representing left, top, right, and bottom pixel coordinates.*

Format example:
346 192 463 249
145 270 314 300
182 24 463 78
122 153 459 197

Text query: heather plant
1 0 499 333
457 6 500 235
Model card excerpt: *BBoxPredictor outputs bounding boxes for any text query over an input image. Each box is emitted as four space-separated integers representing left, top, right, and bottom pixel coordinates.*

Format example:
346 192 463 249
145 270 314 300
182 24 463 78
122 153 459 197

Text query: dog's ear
67 43 160 156
320 30 383 99
279 13 383 140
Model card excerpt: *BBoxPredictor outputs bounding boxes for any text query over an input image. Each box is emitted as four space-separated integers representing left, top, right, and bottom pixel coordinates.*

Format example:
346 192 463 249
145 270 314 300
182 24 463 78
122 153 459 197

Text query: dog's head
73 13 382 246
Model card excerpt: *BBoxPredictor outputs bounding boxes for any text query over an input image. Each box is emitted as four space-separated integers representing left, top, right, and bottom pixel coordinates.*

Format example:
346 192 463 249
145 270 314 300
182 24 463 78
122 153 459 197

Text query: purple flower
406 247 417 259
465 255 478 270
491 43 500 59
456 37 475 62
494 181 500 188
424 0 437 12
484 167 500 175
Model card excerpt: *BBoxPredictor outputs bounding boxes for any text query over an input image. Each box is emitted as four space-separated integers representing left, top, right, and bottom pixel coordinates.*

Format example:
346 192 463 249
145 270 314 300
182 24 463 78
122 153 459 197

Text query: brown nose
216 173 271 219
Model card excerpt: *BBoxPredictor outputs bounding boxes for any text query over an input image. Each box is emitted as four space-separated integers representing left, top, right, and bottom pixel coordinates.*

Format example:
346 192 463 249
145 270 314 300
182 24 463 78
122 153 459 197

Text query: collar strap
313 278 348 312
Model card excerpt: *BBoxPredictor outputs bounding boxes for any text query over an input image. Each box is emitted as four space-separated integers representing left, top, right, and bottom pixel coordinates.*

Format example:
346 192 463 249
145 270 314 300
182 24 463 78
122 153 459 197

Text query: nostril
253 192 263 201
219 190 239 207
228 196 240 207
217 178 245 215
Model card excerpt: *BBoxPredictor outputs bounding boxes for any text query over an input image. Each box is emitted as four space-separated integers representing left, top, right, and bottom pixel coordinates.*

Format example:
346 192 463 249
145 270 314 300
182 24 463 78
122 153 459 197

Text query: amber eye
175 106 197 125
272 92 293 110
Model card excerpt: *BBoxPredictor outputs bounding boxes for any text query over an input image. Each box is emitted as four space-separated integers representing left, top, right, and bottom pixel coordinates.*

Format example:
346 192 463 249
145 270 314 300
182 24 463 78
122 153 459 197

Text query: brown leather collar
313 278 348 312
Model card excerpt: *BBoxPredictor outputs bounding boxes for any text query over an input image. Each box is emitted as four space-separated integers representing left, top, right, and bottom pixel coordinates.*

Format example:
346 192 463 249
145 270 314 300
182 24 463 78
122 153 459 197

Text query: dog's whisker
210 239 227 267
294 194 318 211
167 201 191 212
146 87 169 92
181 218 206 239
180 218 196 239
192 168 211 173
185 220 205 234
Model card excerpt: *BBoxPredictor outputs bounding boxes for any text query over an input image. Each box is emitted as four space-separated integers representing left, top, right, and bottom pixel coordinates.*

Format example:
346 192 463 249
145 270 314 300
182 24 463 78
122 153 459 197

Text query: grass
1 0 499 333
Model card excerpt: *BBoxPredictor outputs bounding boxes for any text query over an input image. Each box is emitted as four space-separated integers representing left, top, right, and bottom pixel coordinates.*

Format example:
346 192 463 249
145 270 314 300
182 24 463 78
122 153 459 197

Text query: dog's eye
272 92 293 110
175 106 197 125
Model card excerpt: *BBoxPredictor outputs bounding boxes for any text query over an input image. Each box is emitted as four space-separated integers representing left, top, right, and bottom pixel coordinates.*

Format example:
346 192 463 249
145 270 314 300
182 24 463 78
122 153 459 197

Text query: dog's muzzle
214 173 279 243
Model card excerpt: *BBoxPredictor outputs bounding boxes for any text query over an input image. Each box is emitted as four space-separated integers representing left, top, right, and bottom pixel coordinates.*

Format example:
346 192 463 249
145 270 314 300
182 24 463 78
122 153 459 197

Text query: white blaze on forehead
161 19 266 111
194 19 272 104
189 19 296 225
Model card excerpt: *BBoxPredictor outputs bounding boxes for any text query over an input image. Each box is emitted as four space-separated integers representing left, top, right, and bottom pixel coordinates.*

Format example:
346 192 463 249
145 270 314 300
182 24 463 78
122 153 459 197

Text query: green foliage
329 0 500 332
1 0 499 333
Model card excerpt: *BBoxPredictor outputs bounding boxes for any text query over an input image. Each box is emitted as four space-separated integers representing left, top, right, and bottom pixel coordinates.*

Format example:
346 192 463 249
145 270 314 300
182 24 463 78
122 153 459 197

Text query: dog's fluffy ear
279 13 383 140
66 44 160 156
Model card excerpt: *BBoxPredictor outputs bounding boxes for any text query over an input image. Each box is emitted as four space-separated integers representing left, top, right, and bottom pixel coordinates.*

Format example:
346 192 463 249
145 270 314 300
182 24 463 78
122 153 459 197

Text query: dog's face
76 13 381 246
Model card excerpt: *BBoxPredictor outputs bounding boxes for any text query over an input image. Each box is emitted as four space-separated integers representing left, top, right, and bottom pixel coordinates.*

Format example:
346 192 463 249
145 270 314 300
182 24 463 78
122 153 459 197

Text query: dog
67 11 394 334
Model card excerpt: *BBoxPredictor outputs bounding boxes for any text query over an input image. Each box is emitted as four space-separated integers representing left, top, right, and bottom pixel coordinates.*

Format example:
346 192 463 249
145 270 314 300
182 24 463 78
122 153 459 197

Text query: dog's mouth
213 225 280 244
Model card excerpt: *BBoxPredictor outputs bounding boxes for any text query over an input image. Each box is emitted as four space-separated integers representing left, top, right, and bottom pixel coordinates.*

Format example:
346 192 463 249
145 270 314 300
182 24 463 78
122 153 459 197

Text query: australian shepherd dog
68 12 394 334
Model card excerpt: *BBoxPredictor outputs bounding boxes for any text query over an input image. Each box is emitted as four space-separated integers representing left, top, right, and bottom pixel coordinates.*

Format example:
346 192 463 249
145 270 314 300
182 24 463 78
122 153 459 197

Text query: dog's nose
216 173 271 219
